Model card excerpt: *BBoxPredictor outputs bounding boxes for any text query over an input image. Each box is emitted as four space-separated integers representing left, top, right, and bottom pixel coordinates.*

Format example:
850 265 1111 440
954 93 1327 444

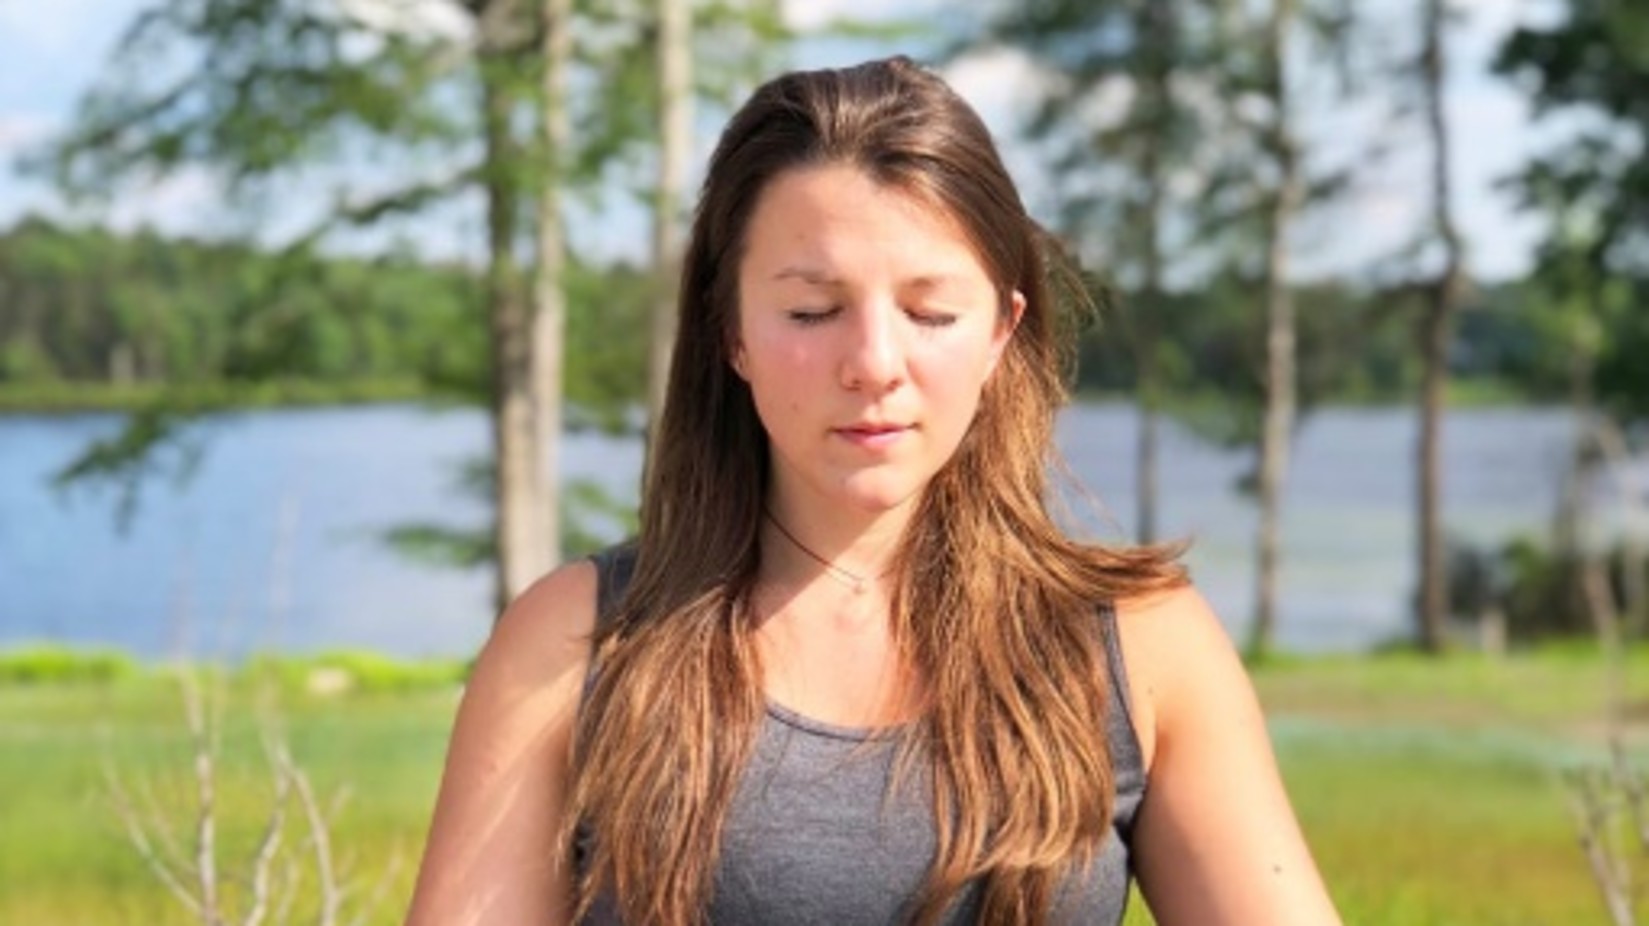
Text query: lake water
0 402 1604 658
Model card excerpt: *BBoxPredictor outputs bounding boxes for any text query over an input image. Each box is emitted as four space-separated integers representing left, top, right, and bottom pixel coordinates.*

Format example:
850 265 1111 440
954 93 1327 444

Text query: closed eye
787 306 840 325
908 310 958 328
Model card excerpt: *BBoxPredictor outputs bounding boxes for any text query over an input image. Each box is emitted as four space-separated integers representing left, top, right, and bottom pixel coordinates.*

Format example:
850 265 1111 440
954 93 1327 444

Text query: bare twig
1563 410 1647 925
108 491 399 925
1592 418 1648 635
179 666 224 926
1567 768 1637 926
274 851 301 926
242 730 294 926
286 753 342 926
104 758 207 919
133 766 191 878
106 660 394 926
1613 740 1649 857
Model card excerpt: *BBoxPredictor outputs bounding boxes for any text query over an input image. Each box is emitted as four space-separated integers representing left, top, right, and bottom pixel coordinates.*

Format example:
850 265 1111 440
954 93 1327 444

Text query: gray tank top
580 545 1145 925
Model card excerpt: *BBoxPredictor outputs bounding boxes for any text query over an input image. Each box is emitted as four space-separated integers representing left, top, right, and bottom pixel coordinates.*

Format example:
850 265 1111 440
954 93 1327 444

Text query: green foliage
245 650 468 695
0 217 484 398
564 260 650 420
1075 272 1428 448
41 1 467 200
1447 534 1649 642
0 646 137 684
1495 0 1649 422
381 522 495 571
563 478 640 559
382 472 638 570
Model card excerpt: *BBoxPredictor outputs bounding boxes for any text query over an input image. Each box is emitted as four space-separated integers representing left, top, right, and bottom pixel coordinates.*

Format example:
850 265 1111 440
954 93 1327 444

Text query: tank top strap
583 542 639 707
1096 601 1137 720
589 542 639 628
1096 599 1148 839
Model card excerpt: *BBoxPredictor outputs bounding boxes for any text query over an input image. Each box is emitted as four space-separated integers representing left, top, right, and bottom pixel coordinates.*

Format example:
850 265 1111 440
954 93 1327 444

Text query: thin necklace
763 510 888 594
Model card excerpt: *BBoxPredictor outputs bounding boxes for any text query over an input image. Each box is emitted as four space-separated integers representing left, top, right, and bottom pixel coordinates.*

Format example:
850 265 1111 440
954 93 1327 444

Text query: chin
833 472 930 514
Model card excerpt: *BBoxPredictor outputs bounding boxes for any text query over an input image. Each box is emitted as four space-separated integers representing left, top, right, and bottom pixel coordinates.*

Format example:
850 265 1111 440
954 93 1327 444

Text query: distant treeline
1 216 1642 421
1076 270 1647 432
0 216 649 422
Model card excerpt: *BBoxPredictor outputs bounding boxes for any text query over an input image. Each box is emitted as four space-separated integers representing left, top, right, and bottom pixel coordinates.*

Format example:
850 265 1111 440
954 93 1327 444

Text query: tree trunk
1554 330 1596 631
110 340 137 384
1135 356 1160 544
1416 0 1463 653
1251 0 1300 660
1132 0 1173 547
645 0 692 487
479 1 550 611
535 0 572 571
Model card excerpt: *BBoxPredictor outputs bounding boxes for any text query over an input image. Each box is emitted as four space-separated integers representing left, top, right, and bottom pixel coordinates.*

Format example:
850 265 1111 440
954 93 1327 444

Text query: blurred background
1 0 1646 923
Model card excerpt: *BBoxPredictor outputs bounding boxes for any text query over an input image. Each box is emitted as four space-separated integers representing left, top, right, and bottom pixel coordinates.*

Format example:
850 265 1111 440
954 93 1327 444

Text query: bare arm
1116 587 1341 926
406 561 598 926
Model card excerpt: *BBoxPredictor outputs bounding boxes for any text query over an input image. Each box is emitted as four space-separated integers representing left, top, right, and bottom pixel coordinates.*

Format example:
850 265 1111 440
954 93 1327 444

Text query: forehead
737 165 995 290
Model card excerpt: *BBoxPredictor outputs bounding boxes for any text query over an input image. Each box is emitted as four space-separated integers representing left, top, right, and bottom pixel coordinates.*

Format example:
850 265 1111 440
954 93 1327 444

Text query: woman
409 56 1340 925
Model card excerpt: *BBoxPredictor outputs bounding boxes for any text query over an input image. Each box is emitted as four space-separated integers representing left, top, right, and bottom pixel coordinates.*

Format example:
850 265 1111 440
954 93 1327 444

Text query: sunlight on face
732 164 1022 520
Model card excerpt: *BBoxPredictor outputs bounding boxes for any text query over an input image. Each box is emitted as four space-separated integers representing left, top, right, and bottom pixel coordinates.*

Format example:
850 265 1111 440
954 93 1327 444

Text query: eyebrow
769 266 964 291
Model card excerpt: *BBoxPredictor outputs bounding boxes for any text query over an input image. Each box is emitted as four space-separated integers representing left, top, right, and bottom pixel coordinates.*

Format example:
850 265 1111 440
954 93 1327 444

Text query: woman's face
733 164 1021 519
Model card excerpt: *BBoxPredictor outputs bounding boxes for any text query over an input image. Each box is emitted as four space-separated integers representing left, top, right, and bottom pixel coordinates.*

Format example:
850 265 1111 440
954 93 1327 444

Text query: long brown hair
566 56 1187 924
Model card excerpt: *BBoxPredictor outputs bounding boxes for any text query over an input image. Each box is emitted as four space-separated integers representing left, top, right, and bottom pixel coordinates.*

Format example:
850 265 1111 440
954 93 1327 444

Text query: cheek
745 329 819 381
916 336 996 399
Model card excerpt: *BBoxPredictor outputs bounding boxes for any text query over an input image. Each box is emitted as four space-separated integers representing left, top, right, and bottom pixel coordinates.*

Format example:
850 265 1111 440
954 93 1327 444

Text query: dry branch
104 663 398 926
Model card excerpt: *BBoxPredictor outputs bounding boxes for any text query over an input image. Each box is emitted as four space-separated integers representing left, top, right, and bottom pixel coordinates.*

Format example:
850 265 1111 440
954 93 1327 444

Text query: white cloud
940 46 1052 131
0 0 131 55
780 0 944 31
1454 0 1559 37
102 166 224 236
0 114 57 156
333 0 473 44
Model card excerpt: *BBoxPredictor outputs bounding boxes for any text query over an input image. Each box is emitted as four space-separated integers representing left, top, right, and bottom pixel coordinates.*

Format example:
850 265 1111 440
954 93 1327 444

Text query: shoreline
4 377 1553 416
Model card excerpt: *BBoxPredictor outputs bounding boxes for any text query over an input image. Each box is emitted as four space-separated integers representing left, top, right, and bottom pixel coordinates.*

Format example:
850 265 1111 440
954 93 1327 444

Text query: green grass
0 672 454 925
2 648 1639 925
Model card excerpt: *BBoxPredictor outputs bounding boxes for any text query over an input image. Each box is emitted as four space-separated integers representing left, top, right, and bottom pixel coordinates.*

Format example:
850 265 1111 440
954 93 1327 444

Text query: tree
1495 0 1649 427
1412 0 1467 653
32 0 896 612
39 0 571 608
645 0 692 480
1247 0 1305 660
1495 9 1649 915
533 0 574 578
963 0 1228 545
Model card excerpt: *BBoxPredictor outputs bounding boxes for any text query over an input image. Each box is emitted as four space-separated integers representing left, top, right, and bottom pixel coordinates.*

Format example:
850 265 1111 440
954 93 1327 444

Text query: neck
760 488 914 592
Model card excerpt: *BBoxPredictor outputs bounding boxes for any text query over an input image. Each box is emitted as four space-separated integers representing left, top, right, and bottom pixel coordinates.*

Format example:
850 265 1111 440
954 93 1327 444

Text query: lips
833 422 912 449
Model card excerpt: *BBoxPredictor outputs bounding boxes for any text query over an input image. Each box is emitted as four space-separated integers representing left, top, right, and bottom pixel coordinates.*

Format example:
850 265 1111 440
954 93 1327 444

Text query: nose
838 301 906 394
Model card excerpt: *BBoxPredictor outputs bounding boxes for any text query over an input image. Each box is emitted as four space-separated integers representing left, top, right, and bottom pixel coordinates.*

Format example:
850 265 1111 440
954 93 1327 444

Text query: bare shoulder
480 559 601 683
406 560 599 925
1112 584 1341 925
1110 584 1239 770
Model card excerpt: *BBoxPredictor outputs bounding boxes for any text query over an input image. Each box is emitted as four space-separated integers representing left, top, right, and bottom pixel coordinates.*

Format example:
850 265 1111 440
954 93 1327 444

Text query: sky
0 0 1562 282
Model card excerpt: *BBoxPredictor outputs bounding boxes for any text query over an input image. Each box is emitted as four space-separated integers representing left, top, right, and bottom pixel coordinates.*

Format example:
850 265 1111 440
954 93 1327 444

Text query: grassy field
1 647 1642 925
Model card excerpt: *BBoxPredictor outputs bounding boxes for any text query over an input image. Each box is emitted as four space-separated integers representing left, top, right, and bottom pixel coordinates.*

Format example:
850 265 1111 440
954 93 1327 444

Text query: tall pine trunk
1416 0 1463 653
479 1 550 611
535 0 572 571
1132 1 1174 546
645 0 692 486
1251 0 1301 659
